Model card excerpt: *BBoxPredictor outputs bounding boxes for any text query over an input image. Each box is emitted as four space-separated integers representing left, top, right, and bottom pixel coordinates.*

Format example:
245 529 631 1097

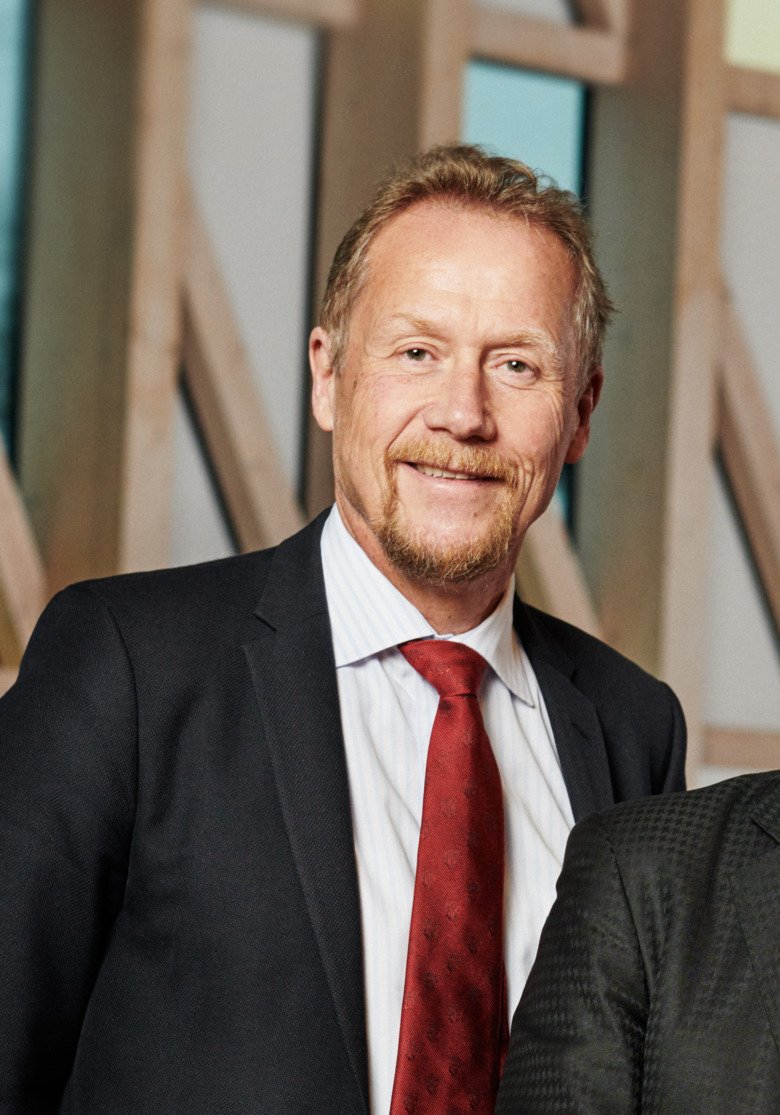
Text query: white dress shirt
320 507 574 1115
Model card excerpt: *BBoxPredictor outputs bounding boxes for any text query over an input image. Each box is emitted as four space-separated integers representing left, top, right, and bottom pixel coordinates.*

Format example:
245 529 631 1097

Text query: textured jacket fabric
0 513 686 1114
496 772 780 1115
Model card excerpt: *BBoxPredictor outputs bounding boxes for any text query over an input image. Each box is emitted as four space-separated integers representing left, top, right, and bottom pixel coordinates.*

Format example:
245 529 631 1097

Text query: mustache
386 438 520 486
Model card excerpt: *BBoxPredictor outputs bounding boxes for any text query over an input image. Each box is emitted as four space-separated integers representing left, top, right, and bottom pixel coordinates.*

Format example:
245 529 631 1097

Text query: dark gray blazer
0 513 685 1114
496 772 780 1115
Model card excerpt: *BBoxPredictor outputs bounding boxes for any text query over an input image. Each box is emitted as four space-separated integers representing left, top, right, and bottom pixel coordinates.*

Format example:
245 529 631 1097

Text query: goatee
372 438 523 587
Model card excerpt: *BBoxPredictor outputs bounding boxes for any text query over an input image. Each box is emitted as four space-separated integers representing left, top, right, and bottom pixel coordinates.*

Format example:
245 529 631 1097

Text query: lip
403 461 499 484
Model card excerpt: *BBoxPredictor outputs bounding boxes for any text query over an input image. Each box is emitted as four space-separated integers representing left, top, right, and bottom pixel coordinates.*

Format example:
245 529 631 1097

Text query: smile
410 463 496 482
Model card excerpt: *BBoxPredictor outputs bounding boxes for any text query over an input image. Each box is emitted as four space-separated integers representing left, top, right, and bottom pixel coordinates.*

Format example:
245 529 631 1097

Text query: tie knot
399 639 488 697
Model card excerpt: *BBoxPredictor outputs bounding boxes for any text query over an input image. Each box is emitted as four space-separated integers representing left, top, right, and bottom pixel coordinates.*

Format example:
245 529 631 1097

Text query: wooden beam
660 0 726 776
419 0 471 147
118 0 190 573
517 502 603 641
572 0 628 37
0 443 46 666
18 0 188 592
208 0 360 29
471 10 626 86
718 299 780 634
182 196 304 551
726 64 780 120
703 726 780 771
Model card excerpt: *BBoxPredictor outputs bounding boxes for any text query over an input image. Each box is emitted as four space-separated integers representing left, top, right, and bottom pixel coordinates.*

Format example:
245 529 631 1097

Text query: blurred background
1 0 778 786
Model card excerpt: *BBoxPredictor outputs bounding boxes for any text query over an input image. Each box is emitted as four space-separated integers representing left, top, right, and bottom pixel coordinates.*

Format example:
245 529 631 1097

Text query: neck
336 504 515 635
387 574 509 635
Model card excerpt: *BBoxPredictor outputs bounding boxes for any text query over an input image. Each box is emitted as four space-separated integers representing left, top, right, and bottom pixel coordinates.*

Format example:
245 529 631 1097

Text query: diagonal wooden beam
471 10 626 85
725 64 780 120
182 194 305 552
517 501 603 641
718 298 780 635
207 0 360 28
0 442 46 667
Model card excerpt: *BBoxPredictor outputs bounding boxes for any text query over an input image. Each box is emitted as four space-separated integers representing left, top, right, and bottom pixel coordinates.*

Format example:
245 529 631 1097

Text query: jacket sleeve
0 586 136 1113
496 813 647 1115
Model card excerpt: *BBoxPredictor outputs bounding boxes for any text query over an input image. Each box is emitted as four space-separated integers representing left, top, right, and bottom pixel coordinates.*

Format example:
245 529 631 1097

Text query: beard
369 437 525 587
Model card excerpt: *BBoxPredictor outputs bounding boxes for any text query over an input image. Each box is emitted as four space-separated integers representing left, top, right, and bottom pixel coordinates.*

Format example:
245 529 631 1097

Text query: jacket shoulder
595 770 780 870
522 603 675 703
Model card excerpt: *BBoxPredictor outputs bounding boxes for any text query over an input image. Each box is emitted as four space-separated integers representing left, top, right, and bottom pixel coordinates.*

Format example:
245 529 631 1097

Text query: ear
309 326 336 433
564 366 603 464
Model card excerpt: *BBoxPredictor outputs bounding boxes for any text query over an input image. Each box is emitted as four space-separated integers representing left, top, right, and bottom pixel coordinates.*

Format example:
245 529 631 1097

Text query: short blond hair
320 144 613 384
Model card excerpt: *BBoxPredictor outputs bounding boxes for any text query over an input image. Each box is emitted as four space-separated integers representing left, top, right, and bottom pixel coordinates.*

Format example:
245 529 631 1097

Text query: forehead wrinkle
374 313 444 336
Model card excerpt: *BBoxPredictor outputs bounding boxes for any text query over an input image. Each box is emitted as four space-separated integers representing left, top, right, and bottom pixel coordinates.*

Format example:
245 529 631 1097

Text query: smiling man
0 146 685 1115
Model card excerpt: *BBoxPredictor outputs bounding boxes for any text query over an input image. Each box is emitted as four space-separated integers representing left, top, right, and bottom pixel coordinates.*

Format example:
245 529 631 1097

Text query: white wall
171 2 318 566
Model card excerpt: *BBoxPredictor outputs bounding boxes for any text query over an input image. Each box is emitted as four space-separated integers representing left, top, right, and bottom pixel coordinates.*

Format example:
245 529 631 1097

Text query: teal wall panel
0 0 31 458
463 60 586 195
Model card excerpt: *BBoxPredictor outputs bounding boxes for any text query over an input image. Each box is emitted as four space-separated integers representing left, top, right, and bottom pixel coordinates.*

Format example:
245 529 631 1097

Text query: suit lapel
731 780 780 1055
243 518 369 1111
514 600 614 821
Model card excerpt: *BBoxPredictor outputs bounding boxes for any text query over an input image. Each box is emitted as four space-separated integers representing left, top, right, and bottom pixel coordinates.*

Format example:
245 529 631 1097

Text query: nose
422 359 497 441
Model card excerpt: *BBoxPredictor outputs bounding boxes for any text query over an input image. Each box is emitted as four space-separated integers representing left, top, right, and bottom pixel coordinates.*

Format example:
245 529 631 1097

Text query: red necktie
390 640 508 1115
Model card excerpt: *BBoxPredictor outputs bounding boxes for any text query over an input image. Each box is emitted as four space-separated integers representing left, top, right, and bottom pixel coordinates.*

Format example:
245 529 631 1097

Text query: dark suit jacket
496 771 780 1115
0 513 685 1114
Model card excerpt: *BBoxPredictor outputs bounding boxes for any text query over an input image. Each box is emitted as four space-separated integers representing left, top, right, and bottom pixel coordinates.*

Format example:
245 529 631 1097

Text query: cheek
505 393 569 463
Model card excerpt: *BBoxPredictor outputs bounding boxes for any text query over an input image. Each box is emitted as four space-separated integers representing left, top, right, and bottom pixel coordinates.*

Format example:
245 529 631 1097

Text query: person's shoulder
80 548 275 608
65 512 328 634
520 601 674 704
592 770 780 868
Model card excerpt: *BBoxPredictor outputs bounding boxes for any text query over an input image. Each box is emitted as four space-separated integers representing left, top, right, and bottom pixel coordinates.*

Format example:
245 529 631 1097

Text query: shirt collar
320 506 535 706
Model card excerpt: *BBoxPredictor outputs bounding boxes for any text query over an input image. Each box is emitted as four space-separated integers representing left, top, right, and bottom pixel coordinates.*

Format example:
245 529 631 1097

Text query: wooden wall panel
471 10 625 84
659 0 726 772
726 65 780 118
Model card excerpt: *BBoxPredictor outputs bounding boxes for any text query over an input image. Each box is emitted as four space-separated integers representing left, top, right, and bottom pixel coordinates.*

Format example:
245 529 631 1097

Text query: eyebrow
376 314 565 368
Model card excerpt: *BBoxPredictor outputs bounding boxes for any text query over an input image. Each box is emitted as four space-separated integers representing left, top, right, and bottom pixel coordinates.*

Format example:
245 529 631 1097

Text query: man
0 145 685 1114
496 770 780 1114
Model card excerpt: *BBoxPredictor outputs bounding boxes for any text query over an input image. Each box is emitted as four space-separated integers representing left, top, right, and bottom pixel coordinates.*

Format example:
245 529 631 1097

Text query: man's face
310 200 601 589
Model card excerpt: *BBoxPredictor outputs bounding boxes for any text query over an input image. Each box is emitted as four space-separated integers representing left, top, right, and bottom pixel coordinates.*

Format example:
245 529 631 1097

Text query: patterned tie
390 639 508 1115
